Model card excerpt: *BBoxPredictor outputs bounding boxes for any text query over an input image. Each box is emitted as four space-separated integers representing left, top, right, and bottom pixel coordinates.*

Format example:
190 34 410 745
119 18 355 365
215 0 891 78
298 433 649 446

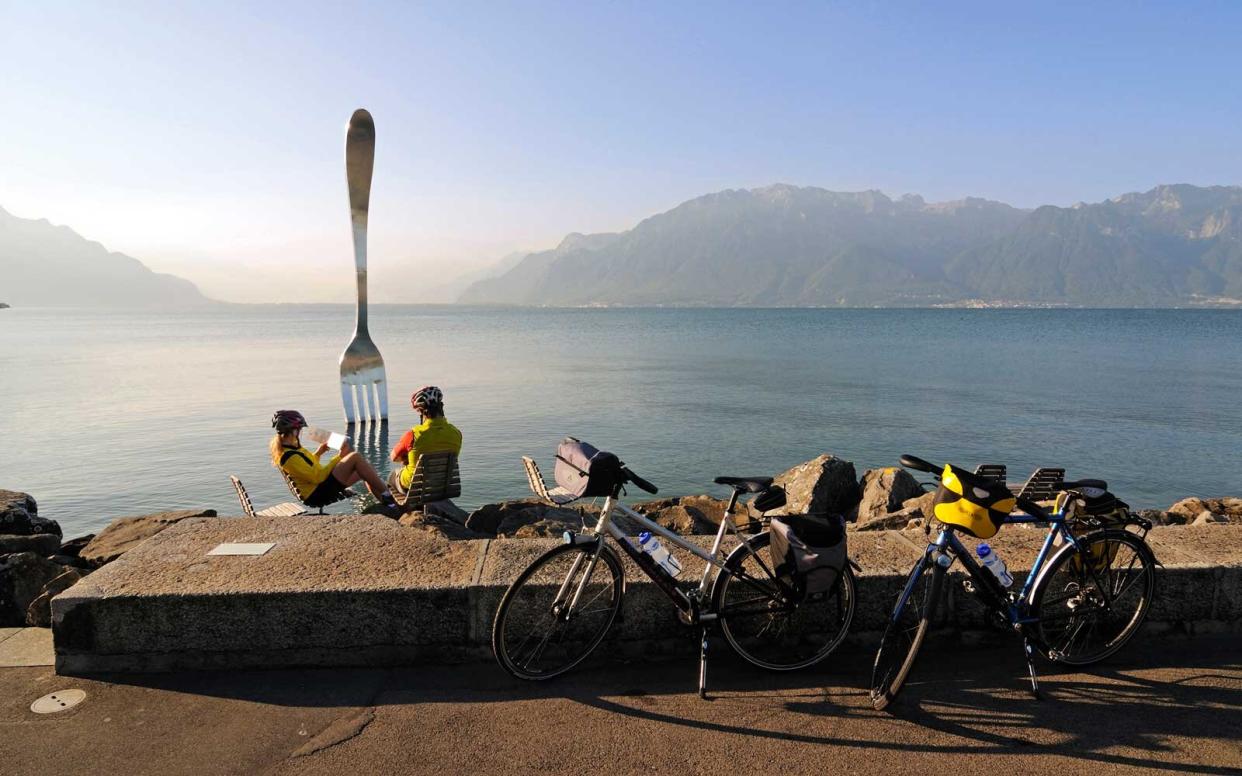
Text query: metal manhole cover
31 689 87 714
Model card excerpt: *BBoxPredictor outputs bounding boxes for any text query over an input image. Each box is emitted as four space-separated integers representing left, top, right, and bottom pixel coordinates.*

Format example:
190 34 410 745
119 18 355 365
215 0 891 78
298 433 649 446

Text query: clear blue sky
2 1 1239 301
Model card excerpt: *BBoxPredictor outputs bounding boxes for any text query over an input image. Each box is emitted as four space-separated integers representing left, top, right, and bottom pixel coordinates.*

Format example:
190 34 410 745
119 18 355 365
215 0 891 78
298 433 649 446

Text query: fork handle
346 109 375 334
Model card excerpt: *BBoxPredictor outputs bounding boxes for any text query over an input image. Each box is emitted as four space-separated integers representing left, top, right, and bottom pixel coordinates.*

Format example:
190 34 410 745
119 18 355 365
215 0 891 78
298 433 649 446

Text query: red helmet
271 410 307 433
411 386 444 411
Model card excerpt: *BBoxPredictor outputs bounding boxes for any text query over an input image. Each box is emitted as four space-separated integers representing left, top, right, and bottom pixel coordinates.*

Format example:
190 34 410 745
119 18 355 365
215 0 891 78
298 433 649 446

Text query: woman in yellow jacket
270 410 401 517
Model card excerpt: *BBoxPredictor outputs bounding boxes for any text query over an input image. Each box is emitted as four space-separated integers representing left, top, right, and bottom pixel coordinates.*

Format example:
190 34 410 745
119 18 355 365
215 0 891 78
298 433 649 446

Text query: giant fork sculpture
339 108 388 424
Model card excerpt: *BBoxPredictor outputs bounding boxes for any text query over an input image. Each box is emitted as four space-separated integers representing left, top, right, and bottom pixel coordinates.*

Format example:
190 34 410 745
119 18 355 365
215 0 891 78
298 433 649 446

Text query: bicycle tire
492 541 624 681
712 531 856 671
870 555 944 711
1028 528 1156 666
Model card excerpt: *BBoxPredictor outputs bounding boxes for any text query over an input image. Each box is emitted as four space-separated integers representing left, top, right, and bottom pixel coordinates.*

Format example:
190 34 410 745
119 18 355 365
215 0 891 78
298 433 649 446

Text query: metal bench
394 451 462 511
522 456 578 505
230 475 309 518
974 463 1008 485
1015 467 1066 501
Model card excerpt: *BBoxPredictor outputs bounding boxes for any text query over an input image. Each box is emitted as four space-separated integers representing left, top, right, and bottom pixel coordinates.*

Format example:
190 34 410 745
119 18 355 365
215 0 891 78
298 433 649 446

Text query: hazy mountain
0 206 211 307
459 184 1242 307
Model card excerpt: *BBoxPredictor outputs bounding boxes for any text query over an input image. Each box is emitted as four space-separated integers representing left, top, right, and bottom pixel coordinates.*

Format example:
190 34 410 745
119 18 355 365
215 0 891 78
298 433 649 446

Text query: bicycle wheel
492 541 624 680
870 554 944 711
712 531 856 671
1029 528 1155 666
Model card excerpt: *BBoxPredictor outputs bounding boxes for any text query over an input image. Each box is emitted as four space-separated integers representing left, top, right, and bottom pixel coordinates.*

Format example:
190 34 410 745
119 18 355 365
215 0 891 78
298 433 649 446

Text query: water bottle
638 532 683 578
976 543 1013 588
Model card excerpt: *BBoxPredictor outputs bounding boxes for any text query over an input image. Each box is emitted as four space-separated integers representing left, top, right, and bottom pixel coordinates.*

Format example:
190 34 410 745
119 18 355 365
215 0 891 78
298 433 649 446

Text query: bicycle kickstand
1022 637 1042 700
698 627 710 700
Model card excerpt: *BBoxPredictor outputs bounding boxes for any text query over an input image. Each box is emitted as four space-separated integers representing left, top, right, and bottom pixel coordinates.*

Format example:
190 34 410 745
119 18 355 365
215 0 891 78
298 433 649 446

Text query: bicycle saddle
714 476 773 493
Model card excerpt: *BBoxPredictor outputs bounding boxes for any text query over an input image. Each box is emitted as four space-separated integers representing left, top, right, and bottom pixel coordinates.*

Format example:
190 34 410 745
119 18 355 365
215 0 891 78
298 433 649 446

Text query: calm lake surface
2 306 1240 536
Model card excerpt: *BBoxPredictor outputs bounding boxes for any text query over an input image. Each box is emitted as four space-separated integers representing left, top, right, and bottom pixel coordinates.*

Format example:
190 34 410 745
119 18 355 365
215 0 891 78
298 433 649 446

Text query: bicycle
870 454 1158 710
492 456 857 698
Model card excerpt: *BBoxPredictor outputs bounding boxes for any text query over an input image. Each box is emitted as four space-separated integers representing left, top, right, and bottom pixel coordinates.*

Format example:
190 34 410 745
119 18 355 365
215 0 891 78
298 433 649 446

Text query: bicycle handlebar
899 454 939 474
623 467 658 495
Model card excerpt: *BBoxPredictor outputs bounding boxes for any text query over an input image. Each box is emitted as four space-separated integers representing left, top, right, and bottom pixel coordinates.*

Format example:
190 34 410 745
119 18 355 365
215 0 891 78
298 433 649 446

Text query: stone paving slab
0 628 53 667
0 627 21 645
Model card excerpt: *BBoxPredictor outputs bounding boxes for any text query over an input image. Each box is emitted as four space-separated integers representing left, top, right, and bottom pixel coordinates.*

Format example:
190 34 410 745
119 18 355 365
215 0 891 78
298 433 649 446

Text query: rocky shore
5 453 1241 628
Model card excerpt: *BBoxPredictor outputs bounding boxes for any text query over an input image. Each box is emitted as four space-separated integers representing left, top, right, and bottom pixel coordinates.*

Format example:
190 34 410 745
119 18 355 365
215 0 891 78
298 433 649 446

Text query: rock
422 500 469 524
25 567 85 627
771 455 860 517
0 533 62 556
1193 512 1233 526
58 534 95 558
1168 498 1207 522
465 499 596 538
901 491 936 520
854 504 923 531
0 489 61 537
631 496 736 535
857 467 925 526
1136 509 1175 526
80 509 218 566
0 553 69 626
47 554 94 570
496 505 583 539
397 512 486 540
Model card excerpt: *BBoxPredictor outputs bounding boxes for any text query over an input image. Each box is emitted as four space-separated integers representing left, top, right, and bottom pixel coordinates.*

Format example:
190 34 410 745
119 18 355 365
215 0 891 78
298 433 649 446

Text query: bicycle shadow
573 639 1242 774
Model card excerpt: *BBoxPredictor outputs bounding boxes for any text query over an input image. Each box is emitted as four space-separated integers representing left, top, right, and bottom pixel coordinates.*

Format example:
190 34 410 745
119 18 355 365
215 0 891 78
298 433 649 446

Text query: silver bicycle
491 459 857 697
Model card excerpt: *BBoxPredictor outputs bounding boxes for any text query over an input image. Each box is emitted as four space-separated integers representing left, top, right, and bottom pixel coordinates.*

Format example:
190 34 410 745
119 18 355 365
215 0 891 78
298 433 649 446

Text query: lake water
2 306 1240 537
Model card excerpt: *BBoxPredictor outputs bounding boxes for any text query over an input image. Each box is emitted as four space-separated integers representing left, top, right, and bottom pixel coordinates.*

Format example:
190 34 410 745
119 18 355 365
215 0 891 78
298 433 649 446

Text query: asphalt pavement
1 635 1238 776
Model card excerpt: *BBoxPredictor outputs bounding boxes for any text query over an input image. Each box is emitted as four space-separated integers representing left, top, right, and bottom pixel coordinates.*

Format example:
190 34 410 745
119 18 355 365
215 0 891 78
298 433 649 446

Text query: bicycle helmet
271 410 308 433
411 386 444 412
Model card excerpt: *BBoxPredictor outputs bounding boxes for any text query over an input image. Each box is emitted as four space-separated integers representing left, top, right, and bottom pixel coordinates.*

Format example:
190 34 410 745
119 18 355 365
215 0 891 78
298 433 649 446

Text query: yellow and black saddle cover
930 464 1016 539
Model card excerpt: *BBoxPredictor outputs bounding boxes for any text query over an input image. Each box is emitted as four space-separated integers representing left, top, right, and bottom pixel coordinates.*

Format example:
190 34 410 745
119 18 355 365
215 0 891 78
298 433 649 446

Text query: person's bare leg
331 453 389 498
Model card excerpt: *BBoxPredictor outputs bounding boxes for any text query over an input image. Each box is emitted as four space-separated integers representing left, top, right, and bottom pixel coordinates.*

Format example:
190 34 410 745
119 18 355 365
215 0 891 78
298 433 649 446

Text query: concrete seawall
51 515 1242 674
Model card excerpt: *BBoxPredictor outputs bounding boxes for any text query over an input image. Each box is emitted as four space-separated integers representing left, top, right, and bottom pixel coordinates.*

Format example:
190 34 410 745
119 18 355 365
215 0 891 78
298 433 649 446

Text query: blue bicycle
870 454 1158 710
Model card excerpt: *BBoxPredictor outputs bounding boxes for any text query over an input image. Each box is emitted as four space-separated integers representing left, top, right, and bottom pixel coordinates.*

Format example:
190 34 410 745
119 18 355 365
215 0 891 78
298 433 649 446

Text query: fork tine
362 381 375 423
341 382 358 425
375 377 388 420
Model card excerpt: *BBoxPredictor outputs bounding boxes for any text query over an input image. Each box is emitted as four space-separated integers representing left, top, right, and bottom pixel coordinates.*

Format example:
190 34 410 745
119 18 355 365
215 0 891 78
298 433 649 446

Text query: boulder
902 491 936 519
1132 509 1177 526
465 499 596 538
0 553 69 626
397 512 486 540
0 489 60 537
80 509 218 566
496 505 584 538
1192 511 1234 526
0 533 62 556
25 567 85 627
631 496 737 535
58 534 95 558
422 500 469 524
857 468 925 526
854 504 923 532
771 455 860 517
1168 498 1207 523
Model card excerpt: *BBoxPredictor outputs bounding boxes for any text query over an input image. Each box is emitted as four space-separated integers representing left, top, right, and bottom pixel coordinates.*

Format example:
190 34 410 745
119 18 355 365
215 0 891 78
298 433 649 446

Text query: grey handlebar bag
553 437 625 500
769 515 847 598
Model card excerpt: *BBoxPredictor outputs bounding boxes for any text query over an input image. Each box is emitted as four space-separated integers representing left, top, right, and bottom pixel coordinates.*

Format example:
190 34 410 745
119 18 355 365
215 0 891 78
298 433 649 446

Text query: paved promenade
2 635 1238 775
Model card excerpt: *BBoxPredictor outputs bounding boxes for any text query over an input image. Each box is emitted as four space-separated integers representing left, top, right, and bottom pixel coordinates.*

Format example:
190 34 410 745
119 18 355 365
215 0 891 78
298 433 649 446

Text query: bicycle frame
560 489 774 619
895 504 1083 628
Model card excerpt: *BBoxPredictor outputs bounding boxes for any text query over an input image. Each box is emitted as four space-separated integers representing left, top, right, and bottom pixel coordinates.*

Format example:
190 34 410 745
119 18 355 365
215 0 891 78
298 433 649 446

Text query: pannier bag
553 437 625 500
769 514 847 598
931 464 1016 539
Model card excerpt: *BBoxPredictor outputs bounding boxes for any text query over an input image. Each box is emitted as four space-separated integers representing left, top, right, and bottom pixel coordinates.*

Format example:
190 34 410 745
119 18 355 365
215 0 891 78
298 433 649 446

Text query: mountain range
0 206 210 307
459 184 1242 307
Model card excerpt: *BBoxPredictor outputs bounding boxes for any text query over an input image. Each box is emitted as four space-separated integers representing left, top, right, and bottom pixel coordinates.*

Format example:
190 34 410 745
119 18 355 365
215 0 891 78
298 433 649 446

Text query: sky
2 1 1241 302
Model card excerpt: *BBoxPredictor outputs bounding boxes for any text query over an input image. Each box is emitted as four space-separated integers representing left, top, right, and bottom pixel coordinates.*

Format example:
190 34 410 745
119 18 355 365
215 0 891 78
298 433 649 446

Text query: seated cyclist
270 410 402 517
389 386 463 494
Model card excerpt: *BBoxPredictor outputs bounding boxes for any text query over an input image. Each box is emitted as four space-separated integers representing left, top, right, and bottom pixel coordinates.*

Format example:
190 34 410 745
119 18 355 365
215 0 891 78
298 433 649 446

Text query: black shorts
306 473 349 507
